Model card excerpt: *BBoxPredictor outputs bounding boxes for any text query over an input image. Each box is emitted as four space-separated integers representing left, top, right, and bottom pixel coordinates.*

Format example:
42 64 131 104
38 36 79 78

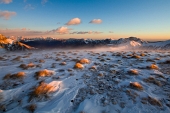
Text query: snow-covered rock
0 34 35 51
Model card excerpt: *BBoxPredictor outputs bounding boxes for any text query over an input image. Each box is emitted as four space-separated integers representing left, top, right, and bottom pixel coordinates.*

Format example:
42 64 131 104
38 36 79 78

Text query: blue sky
0 0 170 41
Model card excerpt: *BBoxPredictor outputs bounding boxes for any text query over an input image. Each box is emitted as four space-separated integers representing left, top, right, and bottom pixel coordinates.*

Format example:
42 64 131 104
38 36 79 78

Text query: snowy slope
143 40 170 50
145 40 170 47
0 49 170 113
113 40 142 49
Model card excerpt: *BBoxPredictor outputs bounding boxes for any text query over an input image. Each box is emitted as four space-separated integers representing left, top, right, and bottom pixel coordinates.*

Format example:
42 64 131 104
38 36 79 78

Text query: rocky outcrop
0 34 34 51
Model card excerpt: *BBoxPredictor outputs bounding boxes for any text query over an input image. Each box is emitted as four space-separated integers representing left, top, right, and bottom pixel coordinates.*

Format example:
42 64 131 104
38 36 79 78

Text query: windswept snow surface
0 49 170 113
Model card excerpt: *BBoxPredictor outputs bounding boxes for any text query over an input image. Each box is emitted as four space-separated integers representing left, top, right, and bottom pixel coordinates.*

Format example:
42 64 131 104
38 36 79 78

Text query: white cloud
70 31 102 34
66 18 81 25
0 0 12 4
109 31 114 33
0 28 44 36
0 10 16 20
93 31 102 34
41 0 48 5
24 4 34 10
77 31 88 34
50 27 72 34
89 19 102 24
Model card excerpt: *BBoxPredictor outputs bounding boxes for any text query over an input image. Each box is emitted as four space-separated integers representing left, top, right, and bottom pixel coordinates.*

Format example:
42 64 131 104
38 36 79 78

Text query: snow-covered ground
0 48 170 113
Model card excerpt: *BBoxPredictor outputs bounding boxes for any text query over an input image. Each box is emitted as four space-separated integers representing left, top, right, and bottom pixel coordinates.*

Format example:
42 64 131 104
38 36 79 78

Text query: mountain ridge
1 34 170 50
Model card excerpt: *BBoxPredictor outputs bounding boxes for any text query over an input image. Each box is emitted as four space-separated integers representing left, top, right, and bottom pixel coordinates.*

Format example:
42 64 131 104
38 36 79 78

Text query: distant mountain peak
117 37 147 45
